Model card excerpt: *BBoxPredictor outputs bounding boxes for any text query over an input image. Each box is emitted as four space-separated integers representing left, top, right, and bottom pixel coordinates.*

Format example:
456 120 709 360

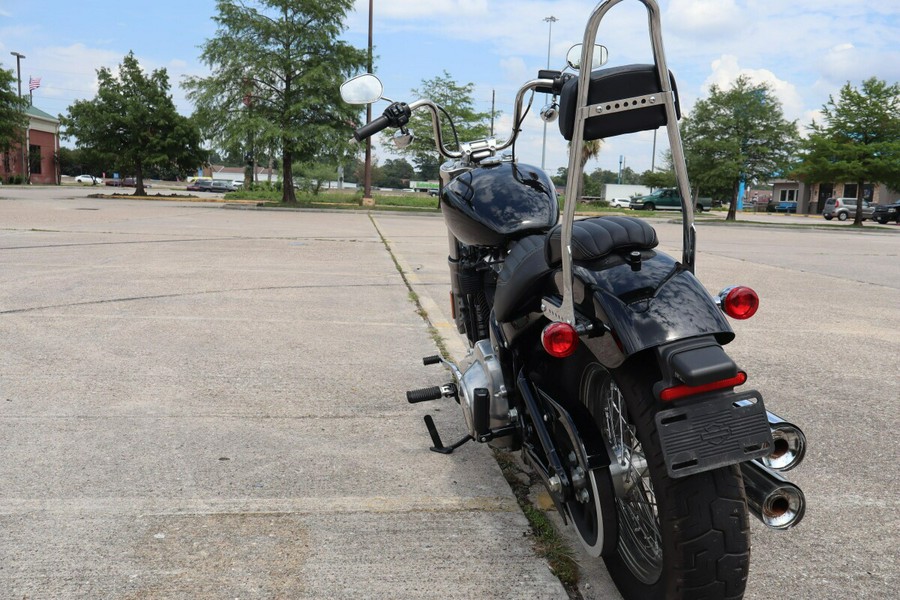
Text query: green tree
58 146 109 177
681 76 797 221
389 71 493 178
640 168 675 190
0 65 28 180
186 0 366 204
61 52 206 195
294 162 338 195
552 166 568 187
375 157 416 189
794 77 900 226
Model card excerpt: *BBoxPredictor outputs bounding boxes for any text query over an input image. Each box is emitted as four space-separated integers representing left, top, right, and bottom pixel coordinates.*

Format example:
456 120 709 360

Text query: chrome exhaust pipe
762 411 807 471
740 459 806 530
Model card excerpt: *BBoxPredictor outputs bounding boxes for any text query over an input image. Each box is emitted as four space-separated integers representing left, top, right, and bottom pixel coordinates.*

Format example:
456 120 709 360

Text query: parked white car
608 197 631 208
74 174 101 184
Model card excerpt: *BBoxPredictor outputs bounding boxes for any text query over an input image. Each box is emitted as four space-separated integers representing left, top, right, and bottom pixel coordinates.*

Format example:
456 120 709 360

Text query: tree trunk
134 162 146 196
853 179 864 226
726 180 739 221
282 147 296 204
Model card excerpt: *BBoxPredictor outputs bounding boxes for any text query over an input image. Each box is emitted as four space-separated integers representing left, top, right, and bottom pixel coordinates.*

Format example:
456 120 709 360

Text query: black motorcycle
341 1 806 597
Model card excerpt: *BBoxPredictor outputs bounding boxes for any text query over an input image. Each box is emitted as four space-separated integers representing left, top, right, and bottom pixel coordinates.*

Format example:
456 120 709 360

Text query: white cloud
703 54 806 122
352 0 488 21
666 0 743 38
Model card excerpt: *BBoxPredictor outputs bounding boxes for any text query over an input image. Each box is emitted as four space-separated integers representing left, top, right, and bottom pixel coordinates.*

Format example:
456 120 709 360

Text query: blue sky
3 0 899 176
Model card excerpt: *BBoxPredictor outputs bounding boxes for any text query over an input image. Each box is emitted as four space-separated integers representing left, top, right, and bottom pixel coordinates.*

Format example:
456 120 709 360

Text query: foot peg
406 383 457 404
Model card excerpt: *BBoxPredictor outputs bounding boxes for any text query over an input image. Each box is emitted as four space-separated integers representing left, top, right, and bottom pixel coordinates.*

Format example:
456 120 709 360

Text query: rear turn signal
718 286 759 319
541 322 579 358
660 371 748 402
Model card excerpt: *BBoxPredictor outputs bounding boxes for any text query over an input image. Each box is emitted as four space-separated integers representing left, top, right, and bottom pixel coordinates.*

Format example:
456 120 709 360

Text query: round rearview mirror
566 44 609 70
340 74 384 105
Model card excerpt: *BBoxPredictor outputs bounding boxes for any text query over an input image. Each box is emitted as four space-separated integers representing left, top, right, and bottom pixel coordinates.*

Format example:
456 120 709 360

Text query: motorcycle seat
545 216 658 266
494 216 658 322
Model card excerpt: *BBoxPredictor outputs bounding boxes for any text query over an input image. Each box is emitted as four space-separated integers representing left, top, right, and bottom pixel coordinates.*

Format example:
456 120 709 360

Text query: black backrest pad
558 64 680 141
545 216 658 266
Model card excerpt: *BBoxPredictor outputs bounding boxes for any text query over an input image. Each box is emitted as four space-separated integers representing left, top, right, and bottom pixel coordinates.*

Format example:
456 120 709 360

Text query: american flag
29 76 41 91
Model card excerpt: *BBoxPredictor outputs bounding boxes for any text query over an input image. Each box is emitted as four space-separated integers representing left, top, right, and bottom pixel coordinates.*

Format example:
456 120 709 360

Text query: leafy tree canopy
376 157 416 189
387 71 493 179
794 77 900 225
0 65 28 158
61 52 206 195
681 76 797 220
186 0 366 203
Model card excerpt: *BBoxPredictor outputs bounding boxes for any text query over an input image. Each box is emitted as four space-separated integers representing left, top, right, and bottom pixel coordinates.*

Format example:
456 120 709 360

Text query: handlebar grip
535 70 574 95
353 114 390 142
535 70 562 94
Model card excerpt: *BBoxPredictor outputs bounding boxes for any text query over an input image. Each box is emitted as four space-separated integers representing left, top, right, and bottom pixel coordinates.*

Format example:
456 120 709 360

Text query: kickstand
424 415 472 454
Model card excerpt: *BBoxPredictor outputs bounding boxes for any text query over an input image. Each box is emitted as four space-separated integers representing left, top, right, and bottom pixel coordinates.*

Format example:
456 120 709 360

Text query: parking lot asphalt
1 187 898 599
0 189 566 599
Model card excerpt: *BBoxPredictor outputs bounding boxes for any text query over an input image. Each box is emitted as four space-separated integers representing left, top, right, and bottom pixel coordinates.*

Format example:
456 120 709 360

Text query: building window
29 144 42 175
843 183 874 201
780 189 796 202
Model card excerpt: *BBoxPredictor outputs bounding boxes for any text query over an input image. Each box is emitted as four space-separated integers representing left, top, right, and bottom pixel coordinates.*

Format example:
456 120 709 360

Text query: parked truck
628 188 712 212
409 180 440 195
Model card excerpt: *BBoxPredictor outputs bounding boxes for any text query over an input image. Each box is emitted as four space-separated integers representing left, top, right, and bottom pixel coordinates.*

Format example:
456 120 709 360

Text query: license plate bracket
655 390 772 478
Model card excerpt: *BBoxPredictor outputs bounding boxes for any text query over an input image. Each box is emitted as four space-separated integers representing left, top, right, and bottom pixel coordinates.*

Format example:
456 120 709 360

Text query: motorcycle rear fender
566 250 735 362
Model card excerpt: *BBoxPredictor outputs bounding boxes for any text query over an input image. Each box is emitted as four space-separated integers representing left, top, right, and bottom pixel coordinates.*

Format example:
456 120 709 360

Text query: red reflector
722 286 759 319
660 371 748 402
541 322 579 358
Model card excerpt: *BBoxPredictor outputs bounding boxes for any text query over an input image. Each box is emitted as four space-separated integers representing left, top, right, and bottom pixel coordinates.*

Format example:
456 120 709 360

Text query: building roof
26 104 59 124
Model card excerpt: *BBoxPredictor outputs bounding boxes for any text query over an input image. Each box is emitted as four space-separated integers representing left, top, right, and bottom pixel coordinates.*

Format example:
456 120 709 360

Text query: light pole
363 0 374 205
10 51 26 183
540 16 557 172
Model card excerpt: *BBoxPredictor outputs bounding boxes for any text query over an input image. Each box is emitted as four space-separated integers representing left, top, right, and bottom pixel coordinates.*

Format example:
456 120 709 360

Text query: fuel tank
441 161 559 247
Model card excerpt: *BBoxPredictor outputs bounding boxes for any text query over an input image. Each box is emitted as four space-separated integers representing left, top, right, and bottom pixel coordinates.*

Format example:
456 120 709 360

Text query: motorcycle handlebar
353 114 390 142
353 75 559 158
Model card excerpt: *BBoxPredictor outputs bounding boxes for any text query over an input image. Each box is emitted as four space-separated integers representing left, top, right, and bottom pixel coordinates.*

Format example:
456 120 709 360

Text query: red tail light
660 371 748 402
541 322 579 358
718 286 759 319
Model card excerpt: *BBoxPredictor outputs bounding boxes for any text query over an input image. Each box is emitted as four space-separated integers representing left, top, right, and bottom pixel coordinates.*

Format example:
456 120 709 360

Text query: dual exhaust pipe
740 411 807 530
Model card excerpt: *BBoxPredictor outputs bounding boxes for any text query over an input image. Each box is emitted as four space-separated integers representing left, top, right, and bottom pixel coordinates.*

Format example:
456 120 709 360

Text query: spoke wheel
579 357 751 600
583 363 662 582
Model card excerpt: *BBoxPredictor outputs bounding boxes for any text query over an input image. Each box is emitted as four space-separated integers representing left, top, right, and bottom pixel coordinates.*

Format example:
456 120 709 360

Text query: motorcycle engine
456 339 513 448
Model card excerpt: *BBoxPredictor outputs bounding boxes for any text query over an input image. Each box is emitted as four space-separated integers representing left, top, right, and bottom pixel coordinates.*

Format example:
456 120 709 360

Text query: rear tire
580 357 750 600
838 212 848 221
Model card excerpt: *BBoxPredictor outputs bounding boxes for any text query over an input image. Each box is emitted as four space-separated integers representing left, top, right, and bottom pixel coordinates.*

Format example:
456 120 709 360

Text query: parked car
822 197 874 221
629 188 712 212
871 200 900 224
775 201 797 213
186 178 213 192
104 177 147 188
607 197 631 208
210 179 234 193
74 174 101 184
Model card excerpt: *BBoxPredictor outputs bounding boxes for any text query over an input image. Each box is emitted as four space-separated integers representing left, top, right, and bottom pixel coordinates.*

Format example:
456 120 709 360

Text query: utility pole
540 16 557 172
363 0 375 206
10 51 26 183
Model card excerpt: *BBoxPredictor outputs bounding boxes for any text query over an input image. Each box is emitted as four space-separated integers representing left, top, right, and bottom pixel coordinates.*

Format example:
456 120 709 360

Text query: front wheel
695 203 704 213
580 358 750 599
644 202 656 211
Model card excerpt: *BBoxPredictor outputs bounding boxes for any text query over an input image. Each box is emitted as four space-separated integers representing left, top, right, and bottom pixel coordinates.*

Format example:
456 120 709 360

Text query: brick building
1 104 60 185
